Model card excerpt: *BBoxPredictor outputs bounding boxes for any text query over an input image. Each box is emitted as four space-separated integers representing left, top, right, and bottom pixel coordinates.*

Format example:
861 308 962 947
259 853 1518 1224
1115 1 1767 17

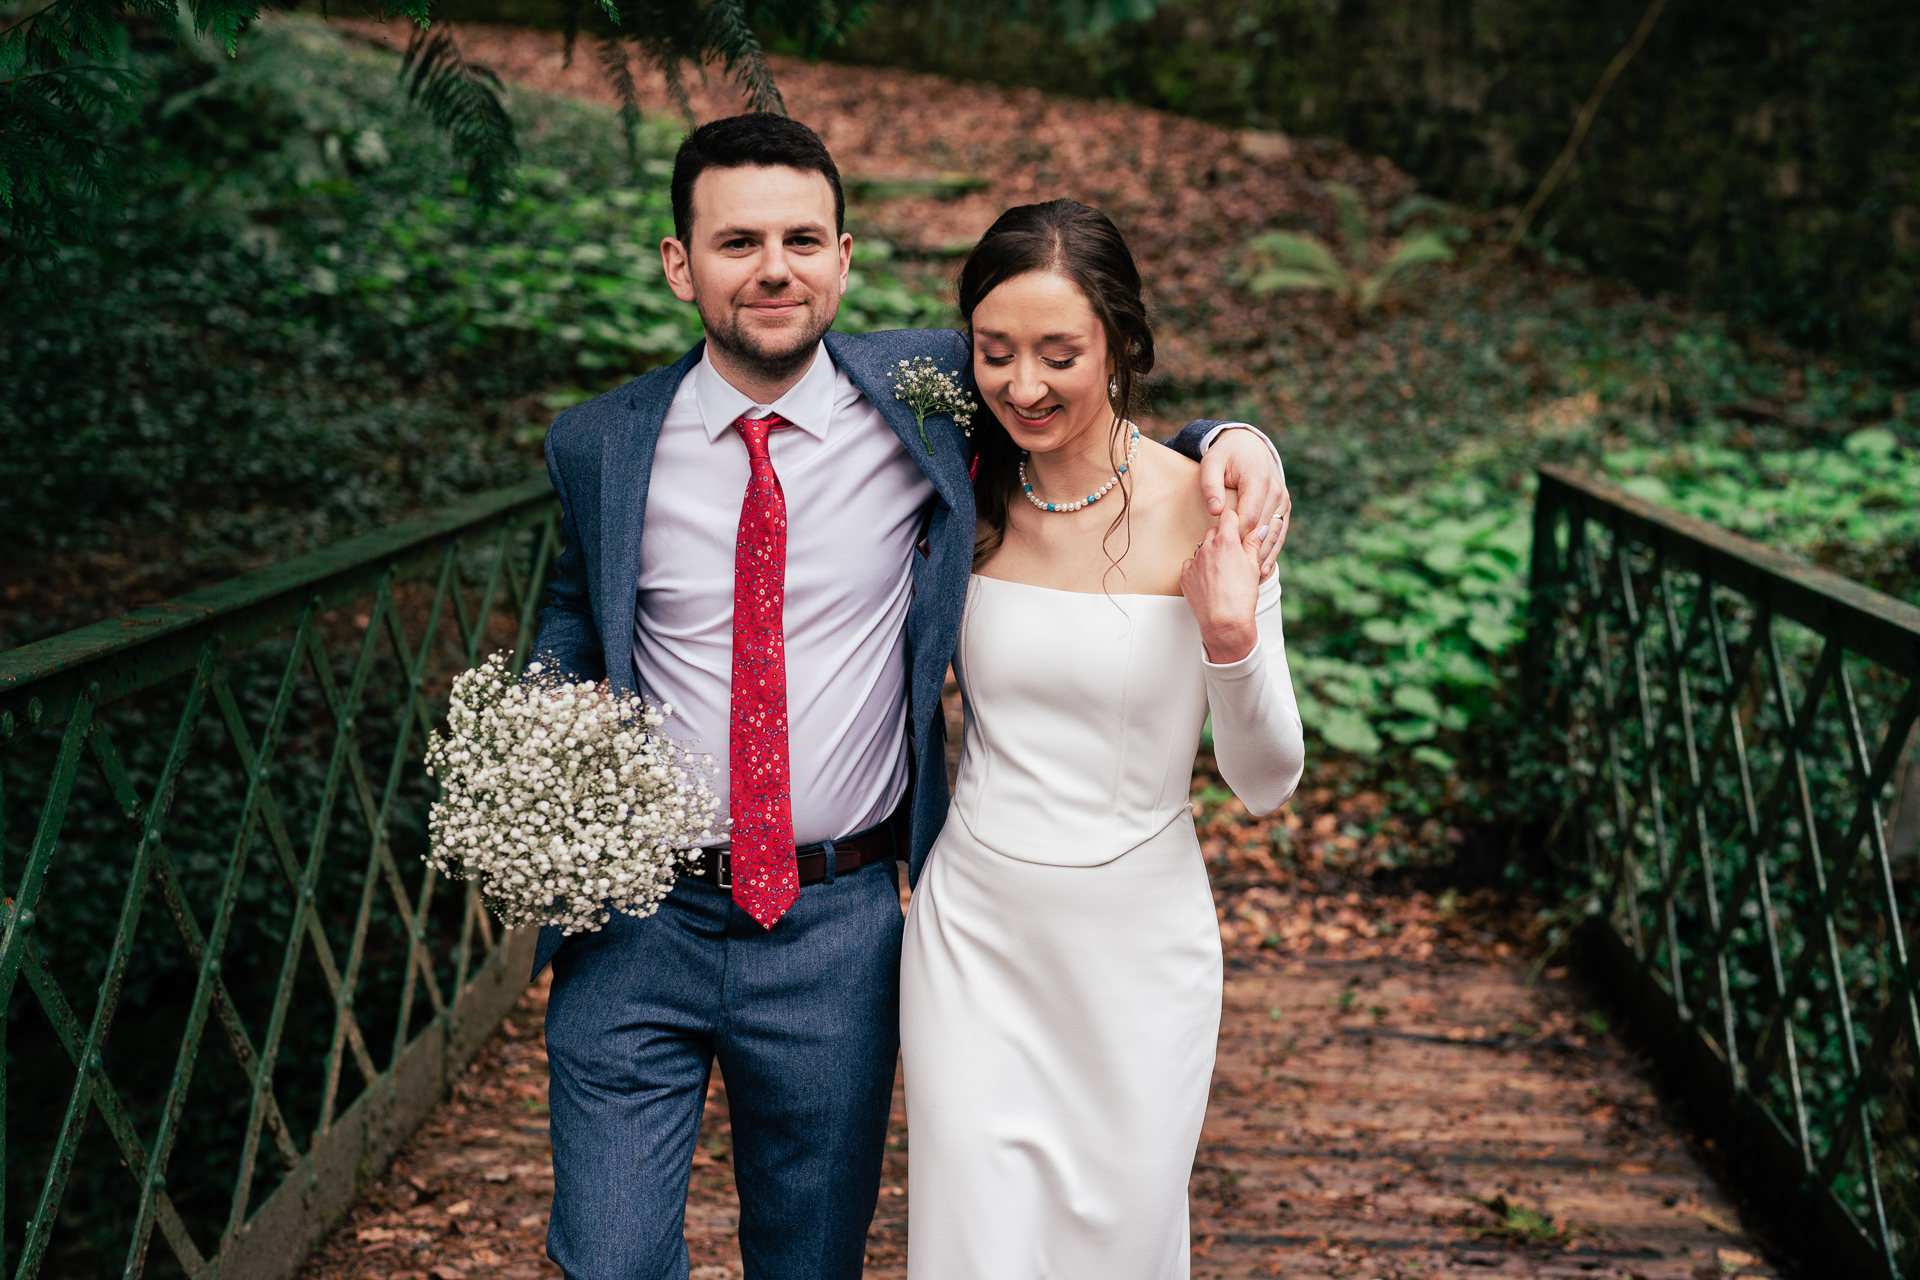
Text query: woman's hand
1181 508 1262 664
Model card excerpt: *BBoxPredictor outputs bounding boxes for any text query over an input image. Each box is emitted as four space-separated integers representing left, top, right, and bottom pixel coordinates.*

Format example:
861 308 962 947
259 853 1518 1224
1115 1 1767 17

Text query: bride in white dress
899 199 1306 1279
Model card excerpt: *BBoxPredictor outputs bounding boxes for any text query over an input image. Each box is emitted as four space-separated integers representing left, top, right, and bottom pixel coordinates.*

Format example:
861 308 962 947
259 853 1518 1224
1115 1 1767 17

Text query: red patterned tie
728 412 798 928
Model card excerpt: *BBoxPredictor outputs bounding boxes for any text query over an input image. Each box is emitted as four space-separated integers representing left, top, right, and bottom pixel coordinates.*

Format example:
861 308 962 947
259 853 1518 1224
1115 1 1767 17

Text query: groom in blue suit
528 112 1289 1279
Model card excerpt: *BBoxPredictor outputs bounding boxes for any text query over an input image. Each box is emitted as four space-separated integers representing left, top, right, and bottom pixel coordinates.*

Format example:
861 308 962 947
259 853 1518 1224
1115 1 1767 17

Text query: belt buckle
715 848 731 890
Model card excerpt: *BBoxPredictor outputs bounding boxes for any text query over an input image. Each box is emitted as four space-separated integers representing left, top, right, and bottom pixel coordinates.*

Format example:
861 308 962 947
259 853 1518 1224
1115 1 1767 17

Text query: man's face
661 164 852 384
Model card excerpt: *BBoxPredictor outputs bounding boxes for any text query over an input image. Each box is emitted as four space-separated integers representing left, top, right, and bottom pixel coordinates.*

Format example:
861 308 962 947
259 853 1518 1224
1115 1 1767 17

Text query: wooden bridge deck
298 894 1790 1280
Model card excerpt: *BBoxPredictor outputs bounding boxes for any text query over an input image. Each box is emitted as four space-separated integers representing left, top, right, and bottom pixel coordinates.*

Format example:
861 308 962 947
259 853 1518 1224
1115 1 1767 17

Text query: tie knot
734 412 791 460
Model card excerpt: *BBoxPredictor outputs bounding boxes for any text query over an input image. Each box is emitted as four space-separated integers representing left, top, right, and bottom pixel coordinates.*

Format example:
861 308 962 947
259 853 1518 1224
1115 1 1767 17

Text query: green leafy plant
1238 182 1455 317
1602 427 1920 605
1467 1194 1574 1245
1281 473 1532 770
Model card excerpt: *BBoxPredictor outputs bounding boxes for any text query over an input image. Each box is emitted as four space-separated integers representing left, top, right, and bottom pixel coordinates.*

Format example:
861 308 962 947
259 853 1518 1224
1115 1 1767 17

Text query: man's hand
1197 426 1292 573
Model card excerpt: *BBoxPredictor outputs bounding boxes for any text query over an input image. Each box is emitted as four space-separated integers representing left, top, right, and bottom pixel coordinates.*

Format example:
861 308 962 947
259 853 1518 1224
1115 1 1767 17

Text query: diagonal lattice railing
1 478 559 1279
1525 463 1920 1279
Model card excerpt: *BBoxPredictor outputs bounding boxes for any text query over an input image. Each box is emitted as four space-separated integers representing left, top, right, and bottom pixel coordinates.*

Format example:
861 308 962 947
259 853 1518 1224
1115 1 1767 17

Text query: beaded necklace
1019 428 1141 514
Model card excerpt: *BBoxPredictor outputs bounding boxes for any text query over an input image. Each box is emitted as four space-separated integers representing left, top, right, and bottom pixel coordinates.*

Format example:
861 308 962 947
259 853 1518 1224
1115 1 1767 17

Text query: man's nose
757 242 793 285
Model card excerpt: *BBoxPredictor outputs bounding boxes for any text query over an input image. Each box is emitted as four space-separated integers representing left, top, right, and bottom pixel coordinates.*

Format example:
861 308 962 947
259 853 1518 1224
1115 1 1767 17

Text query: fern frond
646 34 693 122
1242 231 1344 280
699 0 783 114
1249 266 1343 295
377 0 434 26
1356 232 1453 309
597 34 641 164
186 0 262 56
2 0 144 75
1375 231 1454 277
401 24 520 206
1323 182 1370 265
0 62 143 269
1387 194 1452 229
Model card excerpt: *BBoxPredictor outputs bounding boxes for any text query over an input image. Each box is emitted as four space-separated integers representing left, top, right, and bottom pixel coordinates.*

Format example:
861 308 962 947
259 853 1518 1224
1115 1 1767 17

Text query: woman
898 199 1307 1277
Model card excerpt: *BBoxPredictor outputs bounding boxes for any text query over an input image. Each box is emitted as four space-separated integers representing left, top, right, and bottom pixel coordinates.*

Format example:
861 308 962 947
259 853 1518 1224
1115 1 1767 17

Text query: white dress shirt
634 342 1273 847
636 346 930 846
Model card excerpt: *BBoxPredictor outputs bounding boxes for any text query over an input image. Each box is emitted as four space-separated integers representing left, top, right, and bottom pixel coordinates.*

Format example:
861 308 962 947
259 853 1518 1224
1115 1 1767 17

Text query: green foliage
0 0 814 269
5 0 1189 270
1601 428 1920 605
1468 1194 1572 1246
1238 182 1454 318
1281 474 1530 773
0 2 150 259
399 23 518 204
0 17 944 643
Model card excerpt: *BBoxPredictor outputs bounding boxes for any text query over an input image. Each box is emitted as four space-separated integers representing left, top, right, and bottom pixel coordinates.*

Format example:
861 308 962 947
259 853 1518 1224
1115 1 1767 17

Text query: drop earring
1109 376 1119 398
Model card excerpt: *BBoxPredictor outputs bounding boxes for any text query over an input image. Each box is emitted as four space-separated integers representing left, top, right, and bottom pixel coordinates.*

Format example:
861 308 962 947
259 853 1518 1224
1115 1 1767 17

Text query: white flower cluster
424 652 722 935
892 356 977 451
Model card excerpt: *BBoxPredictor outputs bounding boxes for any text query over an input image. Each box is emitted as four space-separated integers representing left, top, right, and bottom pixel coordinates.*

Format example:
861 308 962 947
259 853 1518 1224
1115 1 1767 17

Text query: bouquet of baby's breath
425 652 722 934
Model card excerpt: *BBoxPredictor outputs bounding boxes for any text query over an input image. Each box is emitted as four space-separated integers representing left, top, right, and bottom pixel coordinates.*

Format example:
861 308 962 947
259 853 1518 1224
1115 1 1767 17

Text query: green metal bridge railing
1526 463 1920 1278
0 478 559 1280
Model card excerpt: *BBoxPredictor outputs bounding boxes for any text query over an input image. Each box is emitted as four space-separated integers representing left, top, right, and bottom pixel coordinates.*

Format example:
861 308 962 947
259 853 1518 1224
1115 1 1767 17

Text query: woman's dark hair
671 112 844 245
958 199 1155 569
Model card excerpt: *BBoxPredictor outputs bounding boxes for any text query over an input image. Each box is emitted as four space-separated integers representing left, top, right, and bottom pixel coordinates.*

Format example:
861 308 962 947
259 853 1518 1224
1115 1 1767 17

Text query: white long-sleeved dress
900 569 1305 1279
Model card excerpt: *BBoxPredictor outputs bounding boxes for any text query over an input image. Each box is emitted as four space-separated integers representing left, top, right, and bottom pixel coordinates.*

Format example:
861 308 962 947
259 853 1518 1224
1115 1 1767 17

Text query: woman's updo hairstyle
959 199 1155 567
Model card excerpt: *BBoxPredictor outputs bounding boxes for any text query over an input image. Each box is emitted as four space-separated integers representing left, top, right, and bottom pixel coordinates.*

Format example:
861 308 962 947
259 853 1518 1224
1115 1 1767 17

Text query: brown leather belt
687 801 905 891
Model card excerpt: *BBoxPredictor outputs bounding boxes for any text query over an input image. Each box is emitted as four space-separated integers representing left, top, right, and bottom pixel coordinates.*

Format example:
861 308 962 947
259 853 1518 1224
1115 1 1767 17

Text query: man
530 112 1290 1280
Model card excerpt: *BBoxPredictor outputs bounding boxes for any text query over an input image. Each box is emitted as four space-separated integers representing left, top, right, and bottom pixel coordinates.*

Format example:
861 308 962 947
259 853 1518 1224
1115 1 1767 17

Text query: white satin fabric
901 571 1304 1279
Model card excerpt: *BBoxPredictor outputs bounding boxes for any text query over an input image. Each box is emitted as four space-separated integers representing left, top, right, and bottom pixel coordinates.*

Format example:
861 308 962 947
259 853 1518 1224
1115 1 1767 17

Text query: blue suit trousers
543 858 904 1280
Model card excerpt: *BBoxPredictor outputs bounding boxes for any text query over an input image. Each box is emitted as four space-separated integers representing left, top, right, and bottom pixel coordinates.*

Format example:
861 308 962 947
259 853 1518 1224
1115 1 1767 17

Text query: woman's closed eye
979 353 1077 369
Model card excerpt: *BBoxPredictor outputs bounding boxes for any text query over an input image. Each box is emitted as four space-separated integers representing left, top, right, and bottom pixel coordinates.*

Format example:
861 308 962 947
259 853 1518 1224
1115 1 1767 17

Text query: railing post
1521 472 1564 708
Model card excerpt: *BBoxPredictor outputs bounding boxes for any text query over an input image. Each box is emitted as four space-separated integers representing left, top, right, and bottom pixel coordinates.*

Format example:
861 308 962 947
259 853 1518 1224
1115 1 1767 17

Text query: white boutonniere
891 356 977 453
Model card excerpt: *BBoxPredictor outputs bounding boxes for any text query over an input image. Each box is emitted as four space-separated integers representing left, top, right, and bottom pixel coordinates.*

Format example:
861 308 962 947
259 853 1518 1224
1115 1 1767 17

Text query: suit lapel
824 330 969 508
598 343 704 695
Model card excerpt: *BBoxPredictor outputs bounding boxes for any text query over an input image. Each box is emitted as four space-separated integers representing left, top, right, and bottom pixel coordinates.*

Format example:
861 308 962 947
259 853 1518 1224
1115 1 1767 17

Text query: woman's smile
1009 401 1063 428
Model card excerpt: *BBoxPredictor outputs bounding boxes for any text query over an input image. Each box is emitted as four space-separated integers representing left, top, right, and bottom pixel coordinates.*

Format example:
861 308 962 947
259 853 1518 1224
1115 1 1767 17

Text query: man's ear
837 230 853 297
662 237 697 304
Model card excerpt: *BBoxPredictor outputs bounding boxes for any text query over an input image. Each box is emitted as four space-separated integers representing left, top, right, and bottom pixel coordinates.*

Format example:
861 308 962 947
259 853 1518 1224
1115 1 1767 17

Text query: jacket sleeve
1203 571 1306 815
1165 419 1286 483
1164 417 1227 461
532 417 607 685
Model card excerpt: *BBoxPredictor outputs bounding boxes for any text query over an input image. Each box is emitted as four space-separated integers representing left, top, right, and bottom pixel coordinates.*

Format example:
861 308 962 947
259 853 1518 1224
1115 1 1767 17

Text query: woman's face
970 270 1117 456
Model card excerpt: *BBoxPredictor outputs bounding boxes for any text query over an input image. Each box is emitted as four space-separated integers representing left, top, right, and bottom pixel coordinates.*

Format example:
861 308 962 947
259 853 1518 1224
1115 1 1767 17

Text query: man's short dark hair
670 113 845 245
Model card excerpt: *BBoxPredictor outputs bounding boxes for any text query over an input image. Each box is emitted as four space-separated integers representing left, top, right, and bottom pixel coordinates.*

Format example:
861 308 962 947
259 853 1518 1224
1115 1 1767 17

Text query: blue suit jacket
528 327 1223 975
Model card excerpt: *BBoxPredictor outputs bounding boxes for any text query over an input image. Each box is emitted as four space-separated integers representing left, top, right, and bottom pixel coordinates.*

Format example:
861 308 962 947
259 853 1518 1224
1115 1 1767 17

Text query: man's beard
700 294 837 387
